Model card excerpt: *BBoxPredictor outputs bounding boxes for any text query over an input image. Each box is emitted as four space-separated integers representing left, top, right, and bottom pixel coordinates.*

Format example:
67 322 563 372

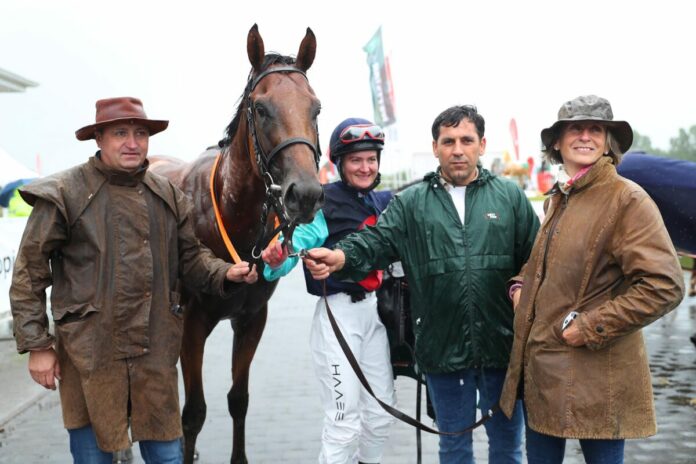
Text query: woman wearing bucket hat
498 95 685 463
261 118 396 464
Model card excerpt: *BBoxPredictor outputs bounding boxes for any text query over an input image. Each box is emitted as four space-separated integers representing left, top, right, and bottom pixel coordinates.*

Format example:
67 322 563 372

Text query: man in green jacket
305 105 540 464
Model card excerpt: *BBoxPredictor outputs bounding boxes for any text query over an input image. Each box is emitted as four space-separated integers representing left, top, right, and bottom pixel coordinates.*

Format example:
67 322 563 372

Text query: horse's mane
218 53 297 148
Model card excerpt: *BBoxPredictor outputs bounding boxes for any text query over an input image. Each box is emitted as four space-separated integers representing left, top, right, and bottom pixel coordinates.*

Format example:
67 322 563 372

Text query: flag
363 27 396 126
35 152 42 176
509 118 519 160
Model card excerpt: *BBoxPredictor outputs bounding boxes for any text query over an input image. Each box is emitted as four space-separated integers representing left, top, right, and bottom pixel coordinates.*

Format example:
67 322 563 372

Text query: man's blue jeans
524 409 624 464
425 368 523 464
68 425 183 464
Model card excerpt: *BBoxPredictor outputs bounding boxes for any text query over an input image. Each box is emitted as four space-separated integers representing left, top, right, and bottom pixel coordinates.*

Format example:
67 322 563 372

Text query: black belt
348 291 368 303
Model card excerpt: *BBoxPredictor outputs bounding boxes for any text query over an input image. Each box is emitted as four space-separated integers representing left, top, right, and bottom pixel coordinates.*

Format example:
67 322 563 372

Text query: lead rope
416 376 423 463
209 151 281 265
210 152 243 264
321 281 499 436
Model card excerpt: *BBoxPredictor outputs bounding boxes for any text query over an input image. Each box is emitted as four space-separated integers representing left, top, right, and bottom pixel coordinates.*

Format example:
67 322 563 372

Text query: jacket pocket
52 303 99 374
552 317 568 345
52 303 99 324
424 257 463 276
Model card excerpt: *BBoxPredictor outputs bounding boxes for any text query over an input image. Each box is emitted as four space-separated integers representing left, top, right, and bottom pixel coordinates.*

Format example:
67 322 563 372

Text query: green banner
363 27 396 126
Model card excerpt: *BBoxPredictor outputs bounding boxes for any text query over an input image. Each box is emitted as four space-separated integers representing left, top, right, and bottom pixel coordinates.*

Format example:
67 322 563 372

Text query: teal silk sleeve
262 210 328 281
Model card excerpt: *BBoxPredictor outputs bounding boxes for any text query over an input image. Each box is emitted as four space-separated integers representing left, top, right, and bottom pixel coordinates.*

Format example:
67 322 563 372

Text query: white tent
0 146 38 186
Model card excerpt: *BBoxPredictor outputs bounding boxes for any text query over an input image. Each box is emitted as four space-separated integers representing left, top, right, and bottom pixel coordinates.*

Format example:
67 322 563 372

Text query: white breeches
310 292 396 464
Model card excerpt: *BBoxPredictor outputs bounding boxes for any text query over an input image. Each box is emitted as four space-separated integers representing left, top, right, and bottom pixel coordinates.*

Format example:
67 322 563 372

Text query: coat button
143 348 149 353
536 272 542 278
596 326 604 333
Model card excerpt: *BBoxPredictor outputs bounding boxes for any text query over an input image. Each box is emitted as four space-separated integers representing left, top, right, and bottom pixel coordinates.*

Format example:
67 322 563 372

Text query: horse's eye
255 104 268 118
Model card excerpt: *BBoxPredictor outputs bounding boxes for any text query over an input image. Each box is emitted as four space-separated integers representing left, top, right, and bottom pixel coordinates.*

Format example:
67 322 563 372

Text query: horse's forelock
218 53 297 148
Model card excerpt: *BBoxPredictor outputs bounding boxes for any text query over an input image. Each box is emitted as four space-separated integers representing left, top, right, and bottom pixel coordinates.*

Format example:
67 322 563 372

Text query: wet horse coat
150 24 323 464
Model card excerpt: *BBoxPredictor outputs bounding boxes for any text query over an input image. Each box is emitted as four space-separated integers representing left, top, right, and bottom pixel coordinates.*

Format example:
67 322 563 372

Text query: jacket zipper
463 187 477 367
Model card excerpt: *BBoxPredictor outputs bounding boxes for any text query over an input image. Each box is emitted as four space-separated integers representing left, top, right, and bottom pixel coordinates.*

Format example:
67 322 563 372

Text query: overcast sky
1 0 695 177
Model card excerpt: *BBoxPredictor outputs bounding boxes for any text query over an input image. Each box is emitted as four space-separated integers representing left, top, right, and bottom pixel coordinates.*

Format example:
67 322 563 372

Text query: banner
509 118 520 160
363 27 396 126
0 217 29 338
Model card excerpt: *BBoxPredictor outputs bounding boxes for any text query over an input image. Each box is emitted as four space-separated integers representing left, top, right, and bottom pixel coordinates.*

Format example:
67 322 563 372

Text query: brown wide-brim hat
541 95 633 154
75 96 169 141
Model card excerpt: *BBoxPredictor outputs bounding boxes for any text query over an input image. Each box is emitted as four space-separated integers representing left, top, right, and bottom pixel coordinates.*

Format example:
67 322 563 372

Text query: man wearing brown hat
10 97 258 463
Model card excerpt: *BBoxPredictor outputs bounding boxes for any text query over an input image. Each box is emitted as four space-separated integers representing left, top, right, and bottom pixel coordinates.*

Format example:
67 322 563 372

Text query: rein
209 65 320 265
321 281 499 436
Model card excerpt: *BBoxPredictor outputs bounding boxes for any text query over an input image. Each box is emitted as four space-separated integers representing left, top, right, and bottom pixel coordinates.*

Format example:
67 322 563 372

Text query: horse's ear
247 23 265 73
295 27 316 72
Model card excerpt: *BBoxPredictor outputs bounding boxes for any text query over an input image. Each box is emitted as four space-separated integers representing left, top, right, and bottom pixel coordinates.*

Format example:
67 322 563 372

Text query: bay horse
150 24 323 463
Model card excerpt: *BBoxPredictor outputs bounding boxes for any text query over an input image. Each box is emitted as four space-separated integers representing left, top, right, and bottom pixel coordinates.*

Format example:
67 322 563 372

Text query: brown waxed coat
10 155 235 451
499 156 684 439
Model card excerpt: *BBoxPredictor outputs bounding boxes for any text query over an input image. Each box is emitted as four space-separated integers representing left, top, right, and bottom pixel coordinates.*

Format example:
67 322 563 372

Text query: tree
631 130 659 153
668 125 696 162
632 127 696 162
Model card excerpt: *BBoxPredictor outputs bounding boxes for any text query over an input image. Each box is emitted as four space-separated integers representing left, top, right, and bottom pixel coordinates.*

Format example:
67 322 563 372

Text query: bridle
246 66 321 176
246 65 321 260
211 65 321 266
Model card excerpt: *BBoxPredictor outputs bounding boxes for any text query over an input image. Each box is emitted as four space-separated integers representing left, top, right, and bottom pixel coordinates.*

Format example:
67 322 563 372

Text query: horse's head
243 24 324 226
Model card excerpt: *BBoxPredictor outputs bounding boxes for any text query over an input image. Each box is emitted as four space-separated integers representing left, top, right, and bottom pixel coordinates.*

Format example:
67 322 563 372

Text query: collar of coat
426 164 491 188
19 155 180 229
93 151 148 186
547 156 615 197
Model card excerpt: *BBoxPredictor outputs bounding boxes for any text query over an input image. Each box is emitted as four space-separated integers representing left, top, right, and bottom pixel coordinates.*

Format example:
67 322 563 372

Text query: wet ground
1 269 694 463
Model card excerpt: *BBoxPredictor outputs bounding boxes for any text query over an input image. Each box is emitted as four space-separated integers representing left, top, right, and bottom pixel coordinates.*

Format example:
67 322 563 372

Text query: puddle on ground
667 395 696 407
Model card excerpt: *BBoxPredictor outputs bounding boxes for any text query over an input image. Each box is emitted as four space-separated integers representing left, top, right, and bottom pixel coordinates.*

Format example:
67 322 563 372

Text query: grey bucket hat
541 95 633 154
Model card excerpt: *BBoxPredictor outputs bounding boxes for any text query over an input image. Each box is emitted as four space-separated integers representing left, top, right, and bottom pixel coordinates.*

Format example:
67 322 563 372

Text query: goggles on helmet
339 124 385 145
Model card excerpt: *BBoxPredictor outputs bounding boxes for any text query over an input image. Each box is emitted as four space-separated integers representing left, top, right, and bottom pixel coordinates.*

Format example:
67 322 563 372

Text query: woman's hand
261 242 288 269
562 323 585 347
512 287 522 311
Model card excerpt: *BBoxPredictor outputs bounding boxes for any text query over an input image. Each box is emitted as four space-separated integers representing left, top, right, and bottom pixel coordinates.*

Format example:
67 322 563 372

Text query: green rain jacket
334 167 540 373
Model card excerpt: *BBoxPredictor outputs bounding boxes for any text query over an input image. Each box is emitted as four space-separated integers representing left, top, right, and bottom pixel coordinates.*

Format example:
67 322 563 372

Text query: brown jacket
10 155 235 451
499 156 684 439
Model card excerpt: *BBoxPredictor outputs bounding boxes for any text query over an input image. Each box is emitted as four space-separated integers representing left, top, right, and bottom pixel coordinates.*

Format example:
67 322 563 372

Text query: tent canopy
0 178 35 207
0 146 38 187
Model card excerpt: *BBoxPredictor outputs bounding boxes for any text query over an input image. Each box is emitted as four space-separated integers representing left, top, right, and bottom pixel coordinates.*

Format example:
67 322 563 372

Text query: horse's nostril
285 183 297 204
285 182 323 216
